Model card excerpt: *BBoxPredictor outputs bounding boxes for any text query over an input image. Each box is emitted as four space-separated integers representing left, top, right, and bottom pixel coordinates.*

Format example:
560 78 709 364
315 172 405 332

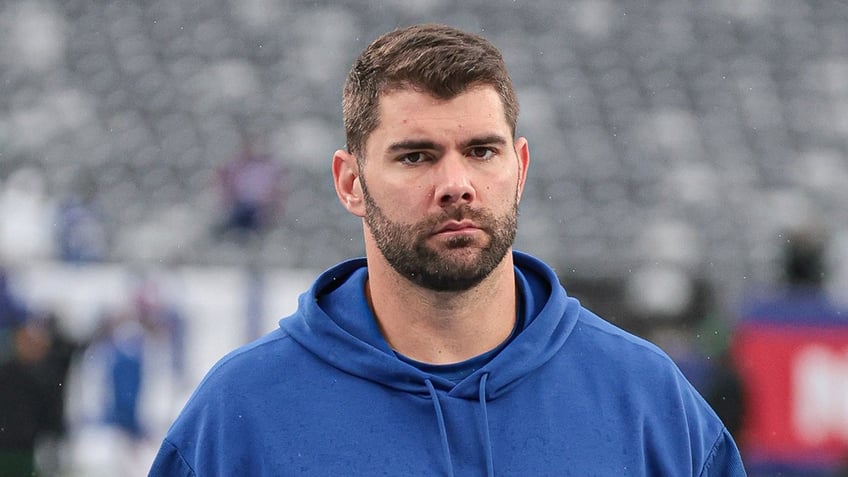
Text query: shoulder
571 307 676 370
567 308 743 473
563 306 717 421
156 327 308 470
191 327 300 392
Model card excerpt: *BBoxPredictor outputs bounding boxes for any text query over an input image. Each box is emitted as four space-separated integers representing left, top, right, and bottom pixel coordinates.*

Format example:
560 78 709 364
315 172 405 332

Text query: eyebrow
461 134 509 149
386 140 440 153
385 134 509 153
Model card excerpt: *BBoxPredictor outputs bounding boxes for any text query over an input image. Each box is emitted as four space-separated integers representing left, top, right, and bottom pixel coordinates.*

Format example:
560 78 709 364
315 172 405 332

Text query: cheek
487 176 520 201
398 182 430 204
373 183 428 213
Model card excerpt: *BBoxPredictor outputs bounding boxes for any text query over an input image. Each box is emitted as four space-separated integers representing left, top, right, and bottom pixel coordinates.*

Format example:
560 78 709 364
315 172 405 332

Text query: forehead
369 86 510 146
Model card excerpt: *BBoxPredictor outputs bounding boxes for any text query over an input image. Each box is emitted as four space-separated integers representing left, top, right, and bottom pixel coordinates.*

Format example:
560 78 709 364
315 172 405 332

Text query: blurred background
0 0 846 476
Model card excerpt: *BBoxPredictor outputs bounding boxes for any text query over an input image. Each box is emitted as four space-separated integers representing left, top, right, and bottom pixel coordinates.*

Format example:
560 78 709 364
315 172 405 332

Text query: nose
433 154 475 207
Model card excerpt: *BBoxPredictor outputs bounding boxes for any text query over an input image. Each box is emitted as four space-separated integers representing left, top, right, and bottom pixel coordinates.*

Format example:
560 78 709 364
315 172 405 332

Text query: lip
434 220 479 234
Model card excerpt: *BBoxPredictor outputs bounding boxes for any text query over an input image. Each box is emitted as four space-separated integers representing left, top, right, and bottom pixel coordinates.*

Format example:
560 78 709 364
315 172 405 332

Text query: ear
332 149 366 217
514 137 530 203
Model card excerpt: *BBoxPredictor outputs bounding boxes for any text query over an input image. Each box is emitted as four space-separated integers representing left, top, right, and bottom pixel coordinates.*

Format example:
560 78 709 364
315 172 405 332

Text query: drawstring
478 373 494 477
425 379 455 477
424 374 494 477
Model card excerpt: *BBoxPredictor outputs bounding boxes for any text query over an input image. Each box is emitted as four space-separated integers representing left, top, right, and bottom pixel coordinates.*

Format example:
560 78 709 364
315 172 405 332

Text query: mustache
428 206 492 230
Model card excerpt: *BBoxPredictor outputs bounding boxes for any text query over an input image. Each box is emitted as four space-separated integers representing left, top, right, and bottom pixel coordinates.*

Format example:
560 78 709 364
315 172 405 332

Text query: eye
468 147 495 161
399 152 428 164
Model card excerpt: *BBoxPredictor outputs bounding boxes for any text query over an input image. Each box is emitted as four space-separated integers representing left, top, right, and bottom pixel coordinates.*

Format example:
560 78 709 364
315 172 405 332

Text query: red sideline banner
733 323 848 466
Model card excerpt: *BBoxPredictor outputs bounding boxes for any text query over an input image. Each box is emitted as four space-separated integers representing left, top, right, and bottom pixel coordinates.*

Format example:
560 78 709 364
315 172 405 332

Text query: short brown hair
342 23 520 158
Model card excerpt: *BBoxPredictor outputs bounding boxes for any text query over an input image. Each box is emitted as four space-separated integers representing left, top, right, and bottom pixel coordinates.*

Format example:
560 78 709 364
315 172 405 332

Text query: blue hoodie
149 251 746 476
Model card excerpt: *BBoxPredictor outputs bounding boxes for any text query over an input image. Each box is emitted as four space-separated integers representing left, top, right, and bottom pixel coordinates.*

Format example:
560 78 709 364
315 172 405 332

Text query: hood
279 250 581 401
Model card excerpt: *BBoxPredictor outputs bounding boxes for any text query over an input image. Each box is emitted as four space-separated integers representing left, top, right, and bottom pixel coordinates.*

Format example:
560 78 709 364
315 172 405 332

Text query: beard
362 184 518 292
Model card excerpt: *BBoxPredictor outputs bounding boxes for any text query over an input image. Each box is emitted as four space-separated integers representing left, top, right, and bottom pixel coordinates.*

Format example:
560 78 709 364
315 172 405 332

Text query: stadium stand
2 0 846 308
2 0 846 274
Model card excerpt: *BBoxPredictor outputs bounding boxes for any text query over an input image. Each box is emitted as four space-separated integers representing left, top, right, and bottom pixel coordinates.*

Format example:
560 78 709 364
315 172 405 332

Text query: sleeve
148 439 196 477
699 428 747 477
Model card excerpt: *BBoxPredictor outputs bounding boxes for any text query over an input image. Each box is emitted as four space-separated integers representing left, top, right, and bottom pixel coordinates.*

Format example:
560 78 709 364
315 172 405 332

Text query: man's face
358 85 528 292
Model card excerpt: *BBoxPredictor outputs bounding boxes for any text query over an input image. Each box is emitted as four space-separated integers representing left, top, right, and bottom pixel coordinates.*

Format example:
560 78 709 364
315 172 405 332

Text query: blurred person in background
0 322 50 477
701 329 746 443
150 24 745 476
101 311 146 441
0 312 79 477
129 276 187 385
75 307 147 476
68 277 186 477
28 310 84 476
84 279 186 441
55 172 109 264
684 294 747 446
780 223 831 292
213 132 287 243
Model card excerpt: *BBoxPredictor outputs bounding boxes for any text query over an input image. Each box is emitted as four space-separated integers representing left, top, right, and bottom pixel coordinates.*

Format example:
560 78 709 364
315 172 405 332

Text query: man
0 322 54 477
150 24 746 476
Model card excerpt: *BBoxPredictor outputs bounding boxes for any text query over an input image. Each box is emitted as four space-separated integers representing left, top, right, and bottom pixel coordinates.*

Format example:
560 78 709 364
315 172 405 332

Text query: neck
365 251 517 365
